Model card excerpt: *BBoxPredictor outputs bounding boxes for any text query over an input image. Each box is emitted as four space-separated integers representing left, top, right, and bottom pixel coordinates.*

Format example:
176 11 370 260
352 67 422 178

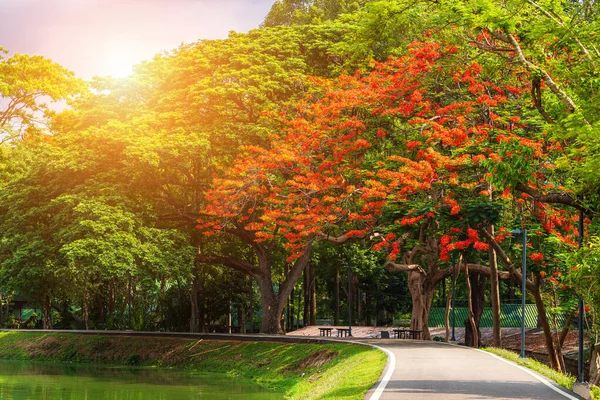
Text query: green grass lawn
0 331 386 399
482 347 576 390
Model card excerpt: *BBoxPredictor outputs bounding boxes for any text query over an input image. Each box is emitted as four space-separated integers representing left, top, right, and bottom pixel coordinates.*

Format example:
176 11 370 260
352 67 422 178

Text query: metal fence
428 304 568 329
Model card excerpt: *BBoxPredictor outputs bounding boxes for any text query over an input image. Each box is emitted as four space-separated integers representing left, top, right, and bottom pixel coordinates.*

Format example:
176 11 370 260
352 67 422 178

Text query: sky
0 0 275 79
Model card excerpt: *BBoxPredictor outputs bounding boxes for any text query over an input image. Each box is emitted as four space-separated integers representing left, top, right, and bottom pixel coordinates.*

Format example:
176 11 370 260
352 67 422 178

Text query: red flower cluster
529 252 544 262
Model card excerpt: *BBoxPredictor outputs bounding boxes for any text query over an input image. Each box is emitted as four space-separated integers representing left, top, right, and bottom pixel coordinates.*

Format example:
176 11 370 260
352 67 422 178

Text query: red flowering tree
197 41 530 335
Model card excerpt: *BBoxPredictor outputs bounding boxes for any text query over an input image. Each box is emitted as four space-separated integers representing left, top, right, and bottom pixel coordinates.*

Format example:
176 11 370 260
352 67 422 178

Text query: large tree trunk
408 272 424 332
251 246 312 334
256 277 287 334
487 225 502 347
407 271 434 340
532 276 563 371
197 239 312 335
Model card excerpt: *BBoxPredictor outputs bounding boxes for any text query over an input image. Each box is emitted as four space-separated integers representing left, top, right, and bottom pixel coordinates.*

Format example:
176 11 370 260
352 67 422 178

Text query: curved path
362 339 582 400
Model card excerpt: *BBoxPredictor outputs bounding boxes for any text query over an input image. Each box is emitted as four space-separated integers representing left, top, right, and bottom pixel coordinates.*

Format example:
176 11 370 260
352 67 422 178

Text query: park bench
392 328 406 339
392 328 422 340
318 327 333 337
406 329 421 339
336 328 351 337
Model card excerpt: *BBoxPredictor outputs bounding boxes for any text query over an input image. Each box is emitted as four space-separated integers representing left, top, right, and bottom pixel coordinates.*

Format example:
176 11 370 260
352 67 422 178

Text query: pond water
0 360 283 400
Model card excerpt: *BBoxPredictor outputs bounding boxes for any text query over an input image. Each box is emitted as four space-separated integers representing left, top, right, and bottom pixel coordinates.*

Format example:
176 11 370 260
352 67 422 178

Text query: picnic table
318 327 333 337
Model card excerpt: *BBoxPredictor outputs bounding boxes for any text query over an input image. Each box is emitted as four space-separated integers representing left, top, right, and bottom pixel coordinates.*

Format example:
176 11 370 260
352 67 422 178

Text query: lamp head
510 229 523 235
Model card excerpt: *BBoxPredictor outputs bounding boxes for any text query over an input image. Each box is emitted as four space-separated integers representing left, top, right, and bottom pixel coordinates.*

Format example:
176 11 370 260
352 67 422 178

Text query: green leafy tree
0 48 82 142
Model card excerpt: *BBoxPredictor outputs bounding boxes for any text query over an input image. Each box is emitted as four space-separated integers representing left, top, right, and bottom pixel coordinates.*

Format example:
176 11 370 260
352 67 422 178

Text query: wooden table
318 327 333 337
336 328 351 337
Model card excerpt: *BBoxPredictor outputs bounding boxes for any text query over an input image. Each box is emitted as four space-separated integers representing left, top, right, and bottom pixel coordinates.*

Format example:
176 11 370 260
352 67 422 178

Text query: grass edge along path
0 331 386 400
483 347 576 390
483 347 600 398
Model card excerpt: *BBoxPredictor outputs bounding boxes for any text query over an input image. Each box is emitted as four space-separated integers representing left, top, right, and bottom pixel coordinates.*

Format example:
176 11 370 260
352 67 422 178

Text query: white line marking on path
346 339 396 400
366 344 396 400
475 348 580 400
345 340 396 400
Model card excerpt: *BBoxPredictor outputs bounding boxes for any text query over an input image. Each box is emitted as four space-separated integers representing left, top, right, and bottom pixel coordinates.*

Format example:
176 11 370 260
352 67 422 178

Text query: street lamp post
345 260 352 337
511 229 527 360
451 252 457 342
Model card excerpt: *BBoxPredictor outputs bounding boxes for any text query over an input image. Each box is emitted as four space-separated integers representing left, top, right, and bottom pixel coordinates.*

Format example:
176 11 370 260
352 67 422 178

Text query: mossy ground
0 332 386 399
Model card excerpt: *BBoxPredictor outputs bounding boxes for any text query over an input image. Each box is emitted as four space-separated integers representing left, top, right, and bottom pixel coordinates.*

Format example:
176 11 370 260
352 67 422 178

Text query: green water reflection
0 360 283 400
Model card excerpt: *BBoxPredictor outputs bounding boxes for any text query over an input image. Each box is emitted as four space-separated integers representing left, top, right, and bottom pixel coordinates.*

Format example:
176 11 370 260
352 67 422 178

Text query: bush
6 315 19 329
591 384 600 400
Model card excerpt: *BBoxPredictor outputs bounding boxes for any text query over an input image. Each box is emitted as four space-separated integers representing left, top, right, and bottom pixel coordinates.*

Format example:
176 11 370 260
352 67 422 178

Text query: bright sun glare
102 42 138 78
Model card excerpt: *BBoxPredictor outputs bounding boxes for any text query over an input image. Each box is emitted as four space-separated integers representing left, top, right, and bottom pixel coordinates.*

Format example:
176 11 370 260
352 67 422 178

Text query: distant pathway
361 340 582 400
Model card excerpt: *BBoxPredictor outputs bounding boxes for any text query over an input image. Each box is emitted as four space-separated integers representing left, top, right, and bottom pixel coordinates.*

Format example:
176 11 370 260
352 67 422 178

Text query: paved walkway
362 340 582 400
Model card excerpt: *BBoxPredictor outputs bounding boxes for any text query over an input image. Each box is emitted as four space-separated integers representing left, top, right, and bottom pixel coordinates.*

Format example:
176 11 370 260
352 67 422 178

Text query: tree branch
385 263 426 275
515 182 592 213
318 232 367 244
531 76 555 124
505 32 579 114
479 228 516 273
196 255 256 276
279 243 313 299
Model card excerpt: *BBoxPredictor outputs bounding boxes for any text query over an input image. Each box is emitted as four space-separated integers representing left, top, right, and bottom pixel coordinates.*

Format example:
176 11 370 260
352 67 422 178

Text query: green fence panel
428 304 566 328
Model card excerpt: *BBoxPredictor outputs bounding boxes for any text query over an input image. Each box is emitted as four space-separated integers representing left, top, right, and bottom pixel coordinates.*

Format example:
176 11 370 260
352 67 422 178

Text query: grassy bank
483 347 576 390
0 332 386 399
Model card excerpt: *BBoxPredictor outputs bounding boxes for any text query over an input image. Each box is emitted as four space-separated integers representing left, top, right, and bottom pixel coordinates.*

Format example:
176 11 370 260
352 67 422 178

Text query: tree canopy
0 1 599 375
